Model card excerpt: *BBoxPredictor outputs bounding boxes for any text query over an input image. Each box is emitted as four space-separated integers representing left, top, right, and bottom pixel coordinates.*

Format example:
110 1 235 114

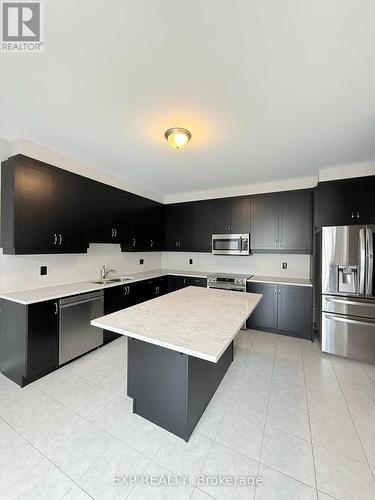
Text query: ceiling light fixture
164 127 191 150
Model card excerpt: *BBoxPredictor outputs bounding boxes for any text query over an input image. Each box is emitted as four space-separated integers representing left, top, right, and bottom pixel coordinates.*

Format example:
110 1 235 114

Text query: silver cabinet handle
111 228 114 237
54 302 59 315
351 211 355 221
150 239 153 247
58 234 63 245
53 233 58 245
132 238 136 246
114 228 117 237
356 211 360 220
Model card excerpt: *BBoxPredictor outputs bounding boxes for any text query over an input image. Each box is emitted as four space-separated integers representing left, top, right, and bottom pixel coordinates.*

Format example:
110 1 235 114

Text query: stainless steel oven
212 234 250 255
207 273 253 329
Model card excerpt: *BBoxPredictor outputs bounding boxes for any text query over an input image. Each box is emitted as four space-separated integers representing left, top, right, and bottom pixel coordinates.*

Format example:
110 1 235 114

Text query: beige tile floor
0 330 374 499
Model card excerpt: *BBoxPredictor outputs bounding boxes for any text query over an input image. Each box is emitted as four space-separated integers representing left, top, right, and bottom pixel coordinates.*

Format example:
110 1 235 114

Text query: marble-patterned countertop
91 286 263 362
0 269 210 305
248 275 312 287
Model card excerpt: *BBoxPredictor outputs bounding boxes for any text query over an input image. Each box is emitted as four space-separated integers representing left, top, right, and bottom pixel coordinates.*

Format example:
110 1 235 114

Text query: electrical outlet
282 262 287 270
189 258 193 265
40 266 47 276
140 259 144 265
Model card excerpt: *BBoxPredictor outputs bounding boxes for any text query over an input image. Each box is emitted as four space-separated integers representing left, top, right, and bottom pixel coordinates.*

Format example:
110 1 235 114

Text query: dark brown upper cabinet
86 181 128 244
212 197 250 234
193 200 213 252
314 177 375 227
1 155 88 254
251 190 312 253
165 202 194 251
121 195 164 252
250 195 279 251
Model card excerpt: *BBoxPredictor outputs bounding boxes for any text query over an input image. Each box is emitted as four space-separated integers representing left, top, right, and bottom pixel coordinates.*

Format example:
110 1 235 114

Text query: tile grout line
301 339 320 498
188 332 259 500
0 413 95 500
330 360 375 481
254 331 278 500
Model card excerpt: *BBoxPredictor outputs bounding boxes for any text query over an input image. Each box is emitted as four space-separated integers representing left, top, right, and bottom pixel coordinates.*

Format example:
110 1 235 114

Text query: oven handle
324 313 375 327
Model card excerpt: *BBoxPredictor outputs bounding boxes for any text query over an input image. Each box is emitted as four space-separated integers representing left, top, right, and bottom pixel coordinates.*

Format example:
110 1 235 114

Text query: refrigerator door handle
365 228 373 297
324 313 375 328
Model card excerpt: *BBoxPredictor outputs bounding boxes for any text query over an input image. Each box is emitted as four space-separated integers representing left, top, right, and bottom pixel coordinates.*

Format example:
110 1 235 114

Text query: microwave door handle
365 228 373 297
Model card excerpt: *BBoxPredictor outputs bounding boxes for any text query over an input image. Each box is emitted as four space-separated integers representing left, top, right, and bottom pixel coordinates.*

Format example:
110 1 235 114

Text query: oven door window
213 238 241 251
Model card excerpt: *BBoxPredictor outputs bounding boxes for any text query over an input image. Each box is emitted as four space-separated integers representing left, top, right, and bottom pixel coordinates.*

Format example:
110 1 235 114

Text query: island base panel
127 338 233 441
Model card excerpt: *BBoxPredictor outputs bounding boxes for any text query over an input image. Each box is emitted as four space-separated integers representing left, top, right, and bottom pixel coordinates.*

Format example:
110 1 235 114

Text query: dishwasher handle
59 291 104 308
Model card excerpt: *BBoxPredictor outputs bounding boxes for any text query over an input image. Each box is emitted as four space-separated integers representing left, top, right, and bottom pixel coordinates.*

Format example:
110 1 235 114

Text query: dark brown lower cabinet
168 275 207 292
247 282 313 339
0 299 59 387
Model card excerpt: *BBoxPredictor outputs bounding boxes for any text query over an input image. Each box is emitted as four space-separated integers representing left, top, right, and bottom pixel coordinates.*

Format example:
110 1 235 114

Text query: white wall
161 252 311 279
0 138 163 293
11 138 163 203
319 161 375 182
0 245 162 293
164 176 317 204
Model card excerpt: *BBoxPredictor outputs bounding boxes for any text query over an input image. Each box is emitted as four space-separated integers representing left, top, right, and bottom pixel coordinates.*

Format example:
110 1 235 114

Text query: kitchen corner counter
248 275 312 287
0 268 210 305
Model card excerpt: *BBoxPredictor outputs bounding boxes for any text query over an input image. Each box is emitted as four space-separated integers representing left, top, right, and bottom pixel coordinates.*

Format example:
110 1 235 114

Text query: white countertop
0 269 312 304
248 275 312 287
91 286 263 363
0 269 210 305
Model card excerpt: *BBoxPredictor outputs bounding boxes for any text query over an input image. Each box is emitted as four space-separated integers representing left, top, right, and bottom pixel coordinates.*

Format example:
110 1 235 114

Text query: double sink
91 277 133 285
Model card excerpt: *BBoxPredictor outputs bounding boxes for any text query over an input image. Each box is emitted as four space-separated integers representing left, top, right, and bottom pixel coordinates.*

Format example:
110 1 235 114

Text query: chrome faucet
101 264 116 280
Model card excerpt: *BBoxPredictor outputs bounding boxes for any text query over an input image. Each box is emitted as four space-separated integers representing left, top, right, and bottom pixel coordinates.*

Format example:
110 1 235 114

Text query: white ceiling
1 0 375 196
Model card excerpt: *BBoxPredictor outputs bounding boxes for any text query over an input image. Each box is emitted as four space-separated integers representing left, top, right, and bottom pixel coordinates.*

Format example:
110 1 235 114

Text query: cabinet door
148 202 164 250
246 282 278 330
165 203 193 251
185 277 207 288
193 200 212 251
231 197 250 233
354 178 375 224
250 195 279 251
27 300 59 382
213 199 232 233
103 284 132 344
14 160 56 251
110 189 129 243
168 275 187 292
56 172 88 252
277 285 312 339
278 191 312 253
314 181 353 227
86 181 113 242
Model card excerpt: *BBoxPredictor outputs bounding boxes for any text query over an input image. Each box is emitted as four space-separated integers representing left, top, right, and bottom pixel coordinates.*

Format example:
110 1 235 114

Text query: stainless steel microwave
212 234 250 255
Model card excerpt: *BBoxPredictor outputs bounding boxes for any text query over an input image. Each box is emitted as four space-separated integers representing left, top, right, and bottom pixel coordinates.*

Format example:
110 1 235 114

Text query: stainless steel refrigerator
321 225 375 364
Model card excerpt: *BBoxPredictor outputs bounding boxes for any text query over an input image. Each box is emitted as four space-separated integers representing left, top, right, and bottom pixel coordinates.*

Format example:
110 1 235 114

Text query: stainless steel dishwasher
59 290 104 365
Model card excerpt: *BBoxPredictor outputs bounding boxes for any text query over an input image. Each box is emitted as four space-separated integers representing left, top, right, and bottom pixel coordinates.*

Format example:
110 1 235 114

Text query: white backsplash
161 252 311 278
0 245 162 293
0 247 310 294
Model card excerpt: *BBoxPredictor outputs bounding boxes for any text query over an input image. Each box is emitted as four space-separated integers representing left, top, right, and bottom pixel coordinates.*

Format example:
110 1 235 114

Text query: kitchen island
91 286 262 441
